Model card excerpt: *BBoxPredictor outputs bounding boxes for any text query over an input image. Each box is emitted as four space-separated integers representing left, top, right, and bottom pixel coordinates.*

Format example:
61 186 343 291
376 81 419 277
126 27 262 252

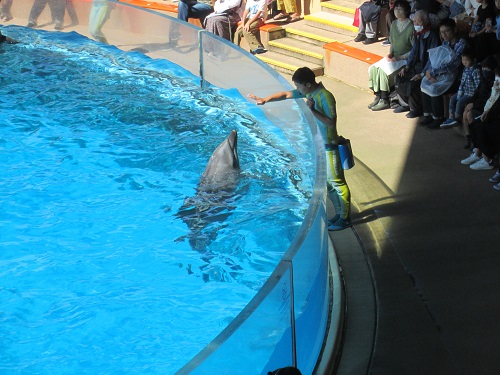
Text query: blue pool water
0 27 311 373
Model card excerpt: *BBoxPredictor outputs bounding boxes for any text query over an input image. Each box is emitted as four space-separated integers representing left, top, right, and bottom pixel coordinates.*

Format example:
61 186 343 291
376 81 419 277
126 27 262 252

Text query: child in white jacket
234 0 268 54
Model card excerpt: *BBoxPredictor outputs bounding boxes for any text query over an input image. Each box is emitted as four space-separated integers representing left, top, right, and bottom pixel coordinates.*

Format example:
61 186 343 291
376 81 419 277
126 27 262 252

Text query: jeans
449 93 473 119
177 0 213 24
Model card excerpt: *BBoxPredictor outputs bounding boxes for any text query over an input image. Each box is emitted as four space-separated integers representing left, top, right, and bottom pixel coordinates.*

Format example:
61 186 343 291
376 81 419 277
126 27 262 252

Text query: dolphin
198 129 240 193
175 130 242 275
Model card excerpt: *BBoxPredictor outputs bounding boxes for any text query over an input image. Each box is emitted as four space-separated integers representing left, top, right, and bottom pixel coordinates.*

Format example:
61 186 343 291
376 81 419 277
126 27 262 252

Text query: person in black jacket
461 55 497 148
394 10 440 118
354 0 390 45
461 66 500 176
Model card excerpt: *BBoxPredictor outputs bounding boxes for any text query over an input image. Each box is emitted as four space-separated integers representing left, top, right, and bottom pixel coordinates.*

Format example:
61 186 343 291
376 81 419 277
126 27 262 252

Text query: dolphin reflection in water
175 130 244 281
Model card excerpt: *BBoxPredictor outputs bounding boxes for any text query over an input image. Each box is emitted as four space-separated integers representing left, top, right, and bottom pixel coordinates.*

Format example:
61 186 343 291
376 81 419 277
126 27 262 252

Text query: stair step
255 50 324 77
321 0 357 16
304 11 358 36
285 26 337 46
268 37 324 64
282 22 354 44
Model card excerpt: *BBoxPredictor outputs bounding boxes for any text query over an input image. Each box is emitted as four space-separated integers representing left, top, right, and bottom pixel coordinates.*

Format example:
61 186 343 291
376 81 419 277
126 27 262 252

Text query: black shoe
354 34 366 42
419 116 433 126
393 105 409 113
363 37 377 45
426 118 443 131
406 110 422 119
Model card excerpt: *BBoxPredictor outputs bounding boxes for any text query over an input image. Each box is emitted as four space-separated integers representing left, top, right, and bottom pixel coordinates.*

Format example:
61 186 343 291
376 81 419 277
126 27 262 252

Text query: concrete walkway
316 76 500 374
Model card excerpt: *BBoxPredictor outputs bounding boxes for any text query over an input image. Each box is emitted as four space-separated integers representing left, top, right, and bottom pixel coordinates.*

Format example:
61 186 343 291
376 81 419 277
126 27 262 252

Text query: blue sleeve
291 89 304 99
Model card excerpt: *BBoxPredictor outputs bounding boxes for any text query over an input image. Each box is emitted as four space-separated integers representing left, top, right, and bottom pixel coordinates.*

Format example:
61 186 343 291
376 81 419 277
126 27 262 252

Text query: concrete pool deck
313 76 500 374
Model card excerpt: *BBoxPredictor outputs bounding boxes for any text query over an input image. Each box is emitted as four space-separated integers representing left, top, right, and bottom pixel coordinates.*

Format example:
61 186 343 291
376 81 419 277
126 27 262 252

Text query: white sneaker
470 158 494 170
494 182 500 191
489 171 500 183
461 153 481 165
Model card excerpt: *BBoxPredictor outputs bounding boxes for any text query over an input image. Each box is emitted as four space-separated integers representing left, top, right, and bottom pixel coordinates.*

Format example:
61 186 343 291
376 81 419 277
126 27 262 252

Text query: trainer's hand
247 93 266 105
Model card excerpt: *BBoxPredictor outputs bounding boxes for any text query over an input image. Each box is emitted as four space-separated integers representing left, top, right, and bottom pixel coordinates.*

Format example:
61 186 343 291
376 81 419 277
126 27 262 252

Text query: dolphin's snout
228 130 238 150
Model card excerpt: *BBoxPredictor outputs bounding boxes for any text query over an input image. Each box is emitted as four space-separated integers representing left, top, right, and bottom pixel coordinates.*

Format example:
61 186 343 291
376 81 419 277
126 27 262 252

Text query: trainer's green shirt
293 82 338 144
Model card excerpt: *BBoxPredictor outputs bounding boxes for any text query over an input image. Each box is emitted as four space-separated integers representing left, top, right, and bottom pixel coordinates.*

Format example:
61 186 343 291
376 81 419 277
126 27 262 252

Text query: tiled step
304 11 359 36
285 25 339 46
268 37 324 65
255 50 324 77
321 0 358 16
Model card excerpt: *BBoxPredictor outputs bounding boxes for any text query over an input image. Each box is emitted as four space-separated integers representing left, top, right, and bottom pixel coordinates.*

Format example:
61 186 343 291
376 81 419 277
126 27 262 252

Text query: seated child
440 48 481 128
234 0 268 54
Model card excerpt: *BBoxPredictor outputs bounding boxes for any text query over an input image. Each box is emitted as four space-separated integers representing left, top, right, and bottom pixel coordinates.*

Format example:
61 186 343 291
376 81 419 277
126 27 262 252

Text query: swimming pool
0 27 312 373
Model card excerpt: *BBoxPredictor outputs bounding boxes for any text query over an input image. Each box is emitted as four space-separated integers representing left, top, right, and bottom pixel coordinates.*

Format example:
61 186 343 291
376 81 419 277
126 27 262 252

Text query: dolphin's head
200 130 240 187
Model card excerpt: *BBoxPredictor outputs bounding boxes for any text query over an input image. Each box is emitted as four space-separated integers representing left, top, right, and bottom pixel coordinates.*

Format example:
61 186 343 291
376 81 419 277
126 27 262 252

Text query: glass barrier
177 262 295 374
3 1 341 373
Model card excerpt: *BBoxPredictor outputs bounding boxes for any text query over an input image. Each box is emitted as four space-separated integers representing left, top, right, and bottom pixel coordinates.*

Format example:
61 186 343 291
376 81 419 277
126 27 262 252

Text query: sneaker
470 158 494 170
328 217 351 231
328 214 340 225
252 47 267 54
440 118 458 128
381 39 391 46
354 34 366 42
489 171 500 183
494 182 500 191
461 152 481 165
27 21 37 28
371 99 390 111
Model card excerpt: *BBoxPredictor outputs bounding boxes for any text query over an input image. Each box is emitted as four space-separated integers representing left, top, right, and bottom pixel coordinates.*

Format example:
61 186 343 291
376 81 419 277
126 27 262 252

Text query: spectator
178 0 213 26
413 0 449 27
381 0 395 46
419 18 468 129
394 9 440 117
440 48 481 128
27 0 65 30
271 0 301 22
354 0 390 45
471 0 500 60
460 66 500 179
1 0 13 21
368 0 414 111
469 0 496 36
461 55 497 148
205 0 245 41
234 0 268 54
169 0 213 44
